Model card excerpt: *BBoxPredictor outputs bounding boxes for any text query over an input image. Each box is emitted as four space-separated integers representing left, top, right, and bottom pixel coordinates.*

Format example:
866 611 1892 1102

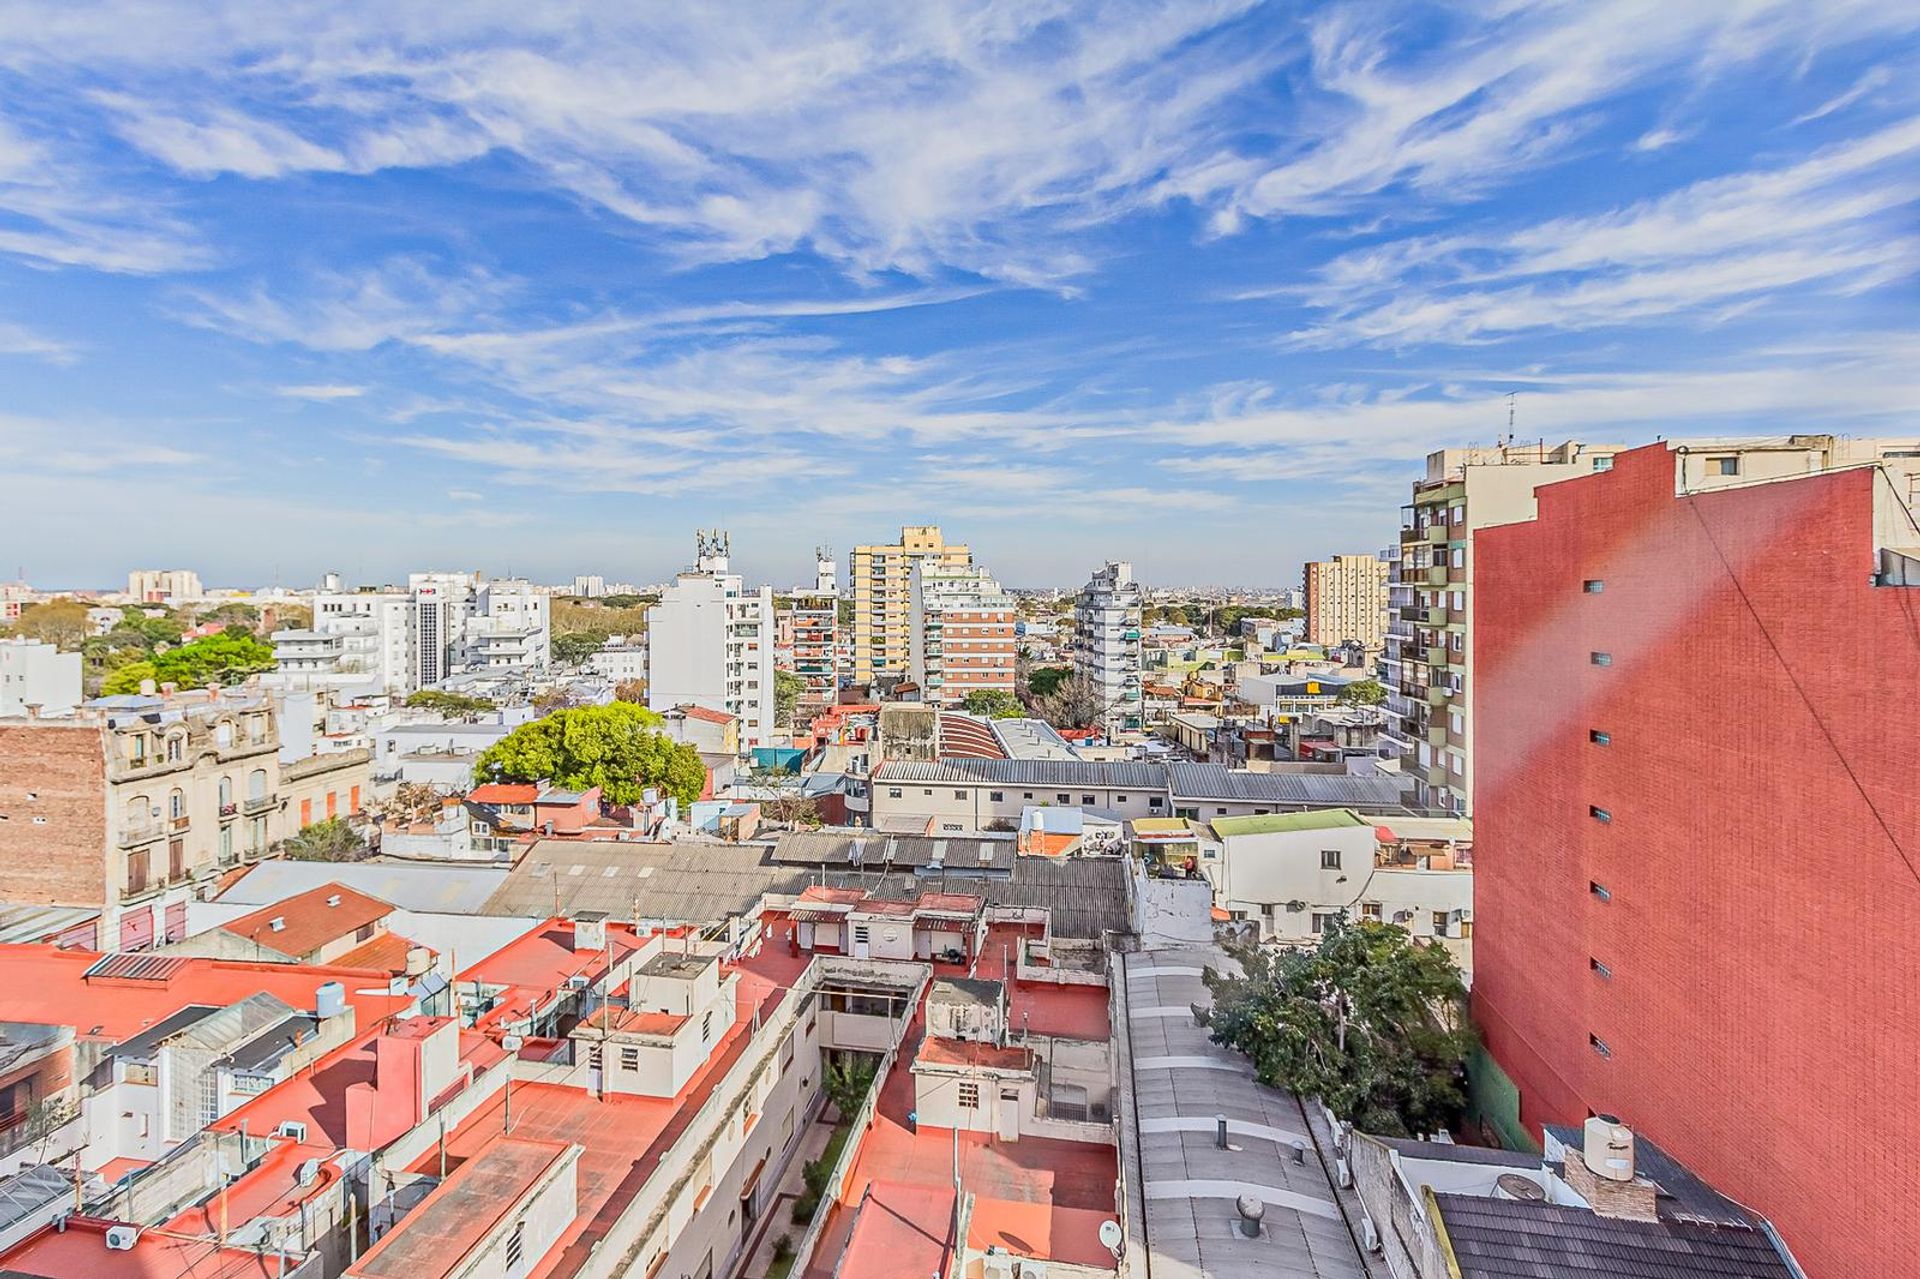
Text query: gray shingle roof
874 758 1167 789
769 830 1017 874
1433 1193 1798 1279
1167 762 1413 811
220 860 508 915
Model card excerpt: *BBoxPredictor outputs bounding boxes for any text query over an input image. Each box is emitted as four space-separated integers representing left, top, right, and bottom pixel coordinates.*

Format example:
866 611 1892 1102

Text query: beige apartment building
0 686 369 950
848 525 970 682
1302 552 1390 648
906 562 1017 705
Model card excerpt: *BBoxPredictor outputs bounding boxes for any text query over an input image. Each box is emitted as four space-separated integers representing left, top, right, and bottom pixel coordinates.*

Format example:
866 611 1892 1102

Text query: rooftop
1432 1193 1798 1279
350 1137 576 1279
0 1216 290 1279
1209 808 1369 837
217 859 508 916
220 882 394 957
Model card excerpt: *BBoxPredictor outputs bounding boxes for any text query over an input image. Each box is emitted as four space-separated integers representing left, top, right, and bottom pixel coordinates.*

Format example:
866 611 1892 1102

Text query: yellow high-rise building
849 526 971 681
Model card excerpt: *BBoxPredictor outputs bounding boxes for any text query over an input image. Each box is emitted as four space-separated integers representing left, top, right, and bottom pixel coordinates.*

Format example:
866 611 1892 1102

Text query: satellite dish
1098 1220 1123 1253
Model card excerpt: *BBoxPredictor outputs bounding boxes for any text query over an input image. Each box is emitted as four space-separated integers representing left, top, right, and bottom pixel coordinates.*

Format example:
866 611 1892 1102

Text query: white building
0 638 82 717
906 562 1016 705
571 574 608 598
271 572 549 695
126 568 204 603
1074 561 1144 733
645 533 774 750
587 635 648 685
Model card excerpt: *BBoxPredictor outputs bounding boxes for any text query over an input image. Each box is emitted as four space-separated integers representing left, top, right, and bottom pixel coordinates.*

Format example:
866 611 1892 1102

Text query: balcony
1425 566 1449 587
1427 684 1452 707
117 821 166 848
1425 645 1448 666
1427 724 1447 747
241 793 277 816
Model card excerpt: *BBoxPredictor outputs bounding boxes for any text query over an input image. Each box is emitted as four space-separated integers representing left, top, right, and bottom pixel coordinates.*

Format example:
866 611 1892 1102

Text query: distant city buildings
1471 435 1920 1279
1074 560 1144 733
0 579 32 622
1302 552 1389 649
849 524 970 682
571 573 608 597
787 546 840 716
125 568 203 604
906 561 1016 705
1382 441 1622 816
271 570 550 695
645 531 775 748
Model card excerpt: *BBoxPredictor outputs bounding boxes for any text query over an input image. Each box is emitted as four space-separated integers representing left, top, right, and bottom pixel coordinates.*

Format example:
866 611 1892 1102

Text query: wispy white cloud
1789 66 1893 127
0 320 77 363
274 383 367 400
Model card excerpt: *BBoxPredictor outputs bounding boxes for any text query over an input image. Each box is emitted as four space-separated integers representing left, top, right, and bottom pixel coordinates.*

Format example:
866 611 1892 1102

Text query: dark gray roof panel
1168 762 1412 811
1433 1193 1797 1279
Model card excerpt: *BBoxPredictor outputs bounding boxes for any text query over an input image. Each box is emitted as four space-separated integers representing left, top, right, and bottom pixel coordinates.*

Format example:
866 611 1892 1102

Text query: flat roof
350 1137 576 1279
1209 808 1368 837
0 1216 287 1278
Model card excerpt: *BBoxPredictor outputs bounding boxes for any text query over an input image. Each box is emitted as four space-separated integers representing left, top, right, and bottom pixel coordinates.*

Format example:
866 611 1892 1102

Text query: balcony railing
241 794 277 816
117 821 166 848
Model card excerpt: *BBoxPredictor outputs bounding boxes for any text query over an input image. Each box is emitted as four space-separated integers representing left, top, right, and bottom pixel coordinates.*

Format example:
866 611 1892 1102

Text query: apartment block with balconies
1074 560 1144 734
848 526 970 683
906 562 1016 706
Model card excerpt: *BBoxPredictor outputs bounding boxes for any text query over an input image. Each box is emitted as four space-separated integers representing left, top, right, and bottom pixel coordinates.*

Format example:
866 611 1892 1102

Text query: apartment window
621 1046 640 1071
1711 456 1740 476
1056 794 1070 804
954 790 967 800
1589 1034 1612 1058
1432 911 1449 936
1592 455 1614 472
922 789 932 796
1589 729 1611 746
1582 580 1604 594
888 788 902 799
1023 792 1034 800
989 792 1003 802
1149 796 1164 809
958 1082 981 1110
1360 902 1382 921
1590 806 1612 823
506 1221 525 1270
1590 958 1612 980
1320 849 1341 870
1590 652 1612 666
1116 794 1128 803
1590 881 1611 902
1082 795 1096 806
1310 912 1340 934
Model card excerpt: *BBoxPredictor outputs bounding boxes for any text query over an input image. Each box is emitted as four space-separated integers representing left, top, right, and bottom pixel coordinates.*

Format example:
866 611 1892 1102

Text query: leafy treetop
1336 677 1387 706
473 701 707 807
405 690 497 716
960 688 1024 719
101 631 276 696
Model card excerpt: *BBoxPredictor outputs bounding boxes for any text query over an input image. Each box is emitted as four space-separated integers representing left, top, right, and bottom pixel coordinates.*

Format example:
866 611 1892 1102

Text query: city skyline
2 4 1915 585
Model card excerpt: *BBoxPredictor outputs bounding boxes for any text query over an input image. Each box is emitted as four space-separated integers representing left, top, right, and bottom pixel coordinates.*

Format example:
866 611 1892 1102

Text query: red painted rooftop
0 943 409 1043
221 882 394 956
837 1180 957 1279
334 930 420 975
467 782 540 804
916 1037 1033 1071
0 1217 286 1279
351 1136 575 1279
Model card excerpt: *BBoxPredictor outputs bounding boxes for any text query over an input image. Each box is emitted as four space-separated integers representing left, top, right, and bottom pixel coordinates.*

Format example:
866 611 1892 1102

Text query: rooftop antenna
1503 392 1516 449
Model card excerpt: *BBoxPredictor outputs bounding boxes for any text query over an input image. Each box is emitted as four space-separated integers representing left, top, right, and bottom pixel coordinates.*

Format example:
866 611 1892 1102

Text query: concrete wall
872 778 1166 833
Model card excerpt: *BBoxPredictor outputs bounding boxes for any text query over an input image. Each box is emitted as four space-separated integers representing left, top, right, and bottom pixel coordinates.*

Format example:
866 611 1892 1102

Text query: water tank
1583 1114 1635 1182
1494 1174 1546 1201
405 946 432 977
314 981 347 1019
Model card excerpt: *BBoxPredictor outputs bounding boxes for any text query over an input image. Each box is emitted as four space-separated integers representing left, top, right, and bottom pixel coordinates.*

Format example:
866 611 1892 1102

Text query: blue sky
1 2 1916 589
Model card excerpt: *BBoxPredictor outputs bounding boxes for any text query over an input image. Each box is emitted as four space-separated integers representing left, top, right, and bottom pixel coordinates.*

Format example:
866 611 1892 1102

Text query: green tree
196 602 261 633
1336 678 1387 706
405 690 497 716
961 688 1023 719
1027 666 1072 698
100 630 276 695
6 600 90 650
774 669 806 727
836 598 854 626
551 631 609 666
1201 917 1475 1137
613 679 647 704
824 1052 878 1121
473 702 707 807
282 817 368 862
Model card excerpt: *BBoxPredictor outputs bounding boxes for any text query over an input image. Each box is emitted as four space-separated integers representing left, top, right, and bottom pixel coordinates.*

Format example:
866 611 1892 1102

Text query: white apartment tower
126 569 203 603
646 532 774 750
1074 561 1145 733
907 562 1017 705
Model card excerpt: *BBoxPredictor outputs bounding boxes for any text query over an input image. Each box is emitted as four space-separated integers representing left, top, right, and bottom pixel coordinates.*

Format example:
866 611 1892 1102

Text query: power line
1683 494 1920 890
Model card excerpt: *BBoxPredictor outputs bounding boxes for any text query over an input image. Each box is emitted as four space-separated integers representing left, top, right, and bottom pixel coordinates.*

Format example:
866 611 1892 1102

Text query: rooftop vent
326 894 341 907
269 917 285 932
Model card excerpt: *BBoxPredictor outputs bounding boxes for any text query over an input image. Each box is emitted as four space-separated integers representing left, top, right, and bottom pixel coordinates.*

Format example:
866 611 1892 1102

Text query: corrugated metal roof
770 830 1016 873
875 758 1167 788
217 860 509 915
1432 1193 1797 1279
83 953 191 983
1167 763 1412 811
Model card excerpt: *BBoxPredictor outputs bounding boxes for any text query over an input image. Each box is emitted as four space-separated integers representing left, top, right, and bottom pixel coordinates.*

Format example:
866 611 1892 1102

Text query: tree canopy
473 702 707 807
101 631 276 695
960 688 1024 719
282 817 368 862
1336 677 1387 706
1201 917 1475 1138
774 669 806 726
551 630 609 666
405 690 497 716
6 600 90 650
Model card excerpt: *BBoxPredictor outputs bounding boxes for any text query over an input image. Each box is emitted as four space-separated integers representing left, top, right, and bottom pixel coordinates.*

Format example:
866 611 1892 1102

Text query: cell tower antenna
1504 392 1516 448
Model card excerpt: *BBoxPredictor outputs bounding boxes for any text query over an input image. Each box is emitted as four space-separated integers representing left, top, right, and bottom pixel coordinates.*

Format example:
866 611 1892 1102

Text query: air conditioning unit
105 1226 141 1251
565 975 588 990
1361 1218 1380 1253
502 1034 524 1053
982 1254 1045 1279
276 1121 308 1142
1336 1157 1352 1188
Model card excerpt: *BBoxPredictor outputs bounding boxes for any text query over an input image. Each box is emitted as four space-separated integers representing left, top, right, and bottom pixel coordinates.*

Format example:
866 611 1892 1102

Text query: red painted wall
1472 443 1920 1279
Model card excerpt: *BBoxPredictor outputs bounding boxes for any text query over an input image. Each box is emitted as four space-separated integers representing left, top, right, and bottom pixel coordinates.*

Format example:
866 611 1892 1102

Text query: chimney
1561 1116 1658 1222
139 679 157 696
573 913 608 952
159 682 177 697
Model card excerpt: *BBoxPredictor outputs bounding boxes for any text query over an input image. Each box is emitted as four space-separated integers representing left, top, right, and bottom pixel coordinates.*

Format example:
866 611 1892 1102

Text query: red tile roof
220 883 394 958
673 704 736 724
333 931 421 975
467 783 541 804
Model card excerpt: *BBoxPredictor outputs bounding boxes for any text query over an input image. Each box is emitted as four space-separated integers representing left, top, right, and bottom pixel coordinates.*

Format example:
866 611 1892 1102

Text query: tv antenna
1503 392 1516 447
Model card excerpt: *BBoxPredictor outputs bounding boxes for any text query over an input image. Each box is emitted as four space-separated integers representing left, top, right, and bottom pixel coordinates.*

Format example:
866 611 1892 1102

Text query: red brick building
1472 440 1920 1279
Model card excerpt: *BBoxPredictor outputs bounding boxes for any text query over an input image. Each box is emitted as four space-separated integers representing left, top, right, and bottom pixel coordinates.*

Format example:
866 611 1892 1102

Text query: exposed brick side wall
1472 443 1920 1279
0 723 107 906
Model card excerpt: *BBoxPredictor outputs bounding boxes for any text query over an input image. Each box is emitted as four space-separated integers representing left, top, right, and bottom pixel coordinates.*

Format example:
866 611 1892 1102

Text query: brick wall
1472 443 1920 1279
0 723 107 906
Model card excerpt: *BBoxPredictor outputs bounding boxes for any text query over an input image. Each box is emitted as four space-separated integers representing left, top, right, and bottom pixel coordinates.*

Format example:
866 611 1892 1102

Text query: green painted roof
1209 808 1368 837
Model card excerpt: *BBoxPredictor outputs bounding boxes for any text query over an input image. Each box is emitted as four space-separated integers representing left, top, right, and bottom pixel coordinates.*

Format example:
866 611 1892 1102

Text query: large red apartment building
1472 439 1920 1279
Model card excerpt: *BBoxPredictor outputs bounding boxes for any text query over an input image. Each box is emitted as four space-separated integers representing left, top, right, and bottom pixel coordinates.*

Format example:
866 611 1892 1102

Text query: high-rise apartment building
646 532 774 749
906 562 1016 705
1382 441 1622 815
849 525 970 682
271 572 549 695
786 547 840 717
126 568 203 603
1301 553 1390 648
1074 561 1144 733
1471 437 1920 1279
